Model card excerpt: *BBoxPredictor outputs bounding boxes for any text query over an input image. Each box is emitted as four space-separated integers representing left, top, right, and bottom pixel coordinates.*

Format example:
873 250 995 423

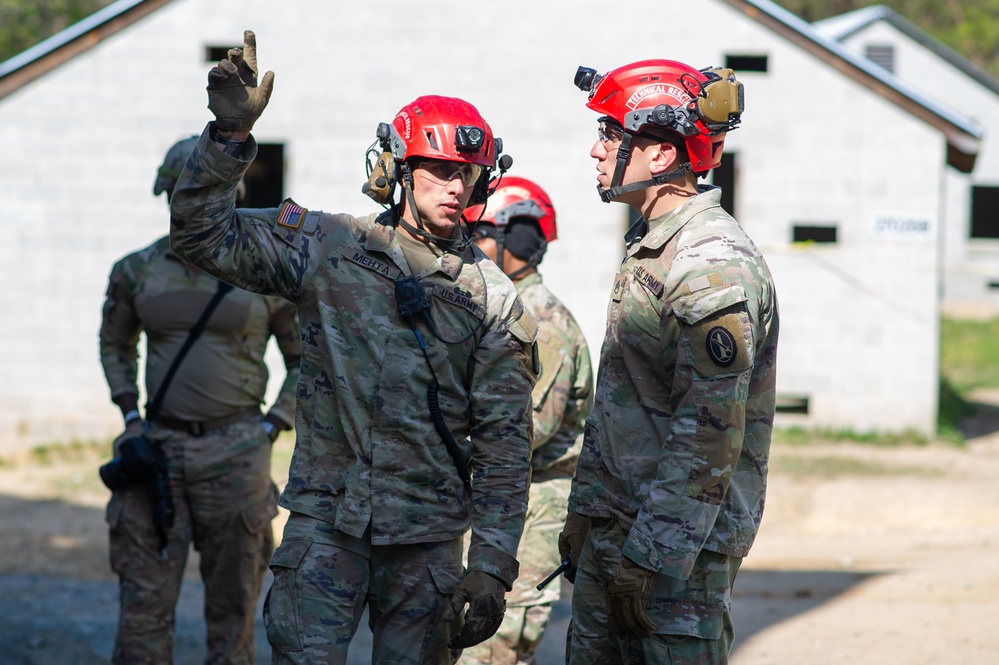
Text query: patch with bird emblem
688 311 751 377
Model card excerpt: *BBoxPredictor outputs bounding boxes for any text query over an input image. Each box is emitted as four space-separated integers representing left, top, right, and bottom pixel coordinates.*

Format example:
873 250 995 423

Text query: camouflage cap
153 136 199 198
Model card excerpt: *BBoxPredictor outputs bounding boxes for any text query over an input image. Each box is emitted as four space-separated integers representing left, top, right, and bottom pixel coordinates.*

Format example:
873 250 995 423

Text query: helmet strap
505 239 546 280
599 130 695 203
398 164 474 251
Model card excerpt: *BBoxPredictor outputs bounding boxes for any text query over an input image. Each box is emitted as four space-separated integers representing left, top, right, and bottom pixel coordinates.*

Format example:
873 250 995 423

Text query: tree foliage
0 0 115 64
1 1 997 79
773 0 999 77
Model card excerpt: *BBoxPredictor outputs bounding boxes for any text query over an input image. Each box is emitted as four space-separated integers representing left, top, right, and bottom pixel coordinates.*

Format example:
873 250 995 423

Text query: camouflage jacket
569 187 779 580
516 272 593 479
99 235 301 425
169 127 538 586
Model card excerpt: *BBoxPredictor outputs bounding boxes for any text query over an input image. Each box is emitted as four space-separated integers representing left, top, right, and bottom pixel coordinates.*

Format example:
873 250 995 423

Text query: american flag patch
276 201 307 229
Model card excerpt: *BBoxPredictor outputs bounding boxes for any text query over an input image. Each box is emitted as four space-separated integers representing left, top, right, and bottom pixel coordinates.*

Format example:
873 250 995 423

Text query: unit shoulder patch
687 311 752 378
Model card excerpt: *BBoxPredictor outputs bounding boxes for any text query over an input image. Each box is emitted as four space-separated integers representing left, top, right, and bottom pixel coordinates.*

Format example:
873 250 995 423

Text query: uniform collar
632 186 723 253
514 271 542 294
365 212 466 281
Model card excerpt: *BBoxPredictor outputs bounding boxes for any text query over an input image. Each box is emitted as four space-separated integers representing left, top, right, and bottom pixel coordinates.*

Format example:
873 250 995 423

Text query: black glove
557 511 590 583
443 570 506 649
608 556 657 638
207 30 274 138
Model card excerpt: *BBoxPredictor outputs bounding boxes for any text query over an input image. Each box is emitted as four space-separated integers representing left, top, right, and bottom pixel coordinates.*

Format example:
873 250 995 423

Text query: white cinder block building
816 5 999 318
0 0 984 451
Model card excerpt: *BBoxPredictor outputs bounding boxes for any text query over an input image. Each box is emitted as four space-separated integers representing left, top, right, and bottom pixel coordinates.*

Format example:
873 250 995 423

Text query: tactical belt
153 406 260 437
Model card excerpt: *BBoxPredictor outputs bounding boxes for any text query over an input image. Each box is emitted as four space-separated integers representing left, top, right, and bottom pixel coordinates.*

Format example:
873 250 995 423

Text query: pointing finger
242 30 258 75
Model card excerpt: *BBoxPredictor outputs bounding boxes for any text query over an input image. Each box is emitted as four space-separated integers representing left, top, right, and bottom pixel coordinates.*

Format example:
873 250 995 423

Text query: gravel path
2 396 998 664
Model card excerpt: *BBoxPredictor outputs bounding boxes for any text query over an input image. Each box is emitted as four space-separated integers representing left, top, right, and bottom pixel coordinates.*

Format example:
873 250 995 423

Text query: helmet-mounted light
455 125 485 153
574 66 601 96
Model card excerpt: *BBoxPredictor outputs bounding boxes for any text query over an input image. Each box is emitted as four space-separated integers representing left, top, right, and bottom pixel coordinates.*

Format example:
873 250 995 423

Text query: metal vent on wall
865 44 895 72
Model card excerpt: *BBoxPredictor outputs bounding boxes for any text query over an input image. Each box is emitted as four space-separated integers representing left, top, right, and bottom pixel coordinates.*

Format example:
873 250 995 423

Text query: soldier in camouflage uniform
100 136 301 664
168 32 537 664
558 61 779 664
459 177 594 665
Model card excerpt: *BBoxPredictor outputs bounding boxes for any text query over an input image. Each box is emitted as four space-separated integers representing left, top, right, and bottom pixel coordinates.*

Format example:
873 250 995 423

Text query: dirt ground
2 393 998 664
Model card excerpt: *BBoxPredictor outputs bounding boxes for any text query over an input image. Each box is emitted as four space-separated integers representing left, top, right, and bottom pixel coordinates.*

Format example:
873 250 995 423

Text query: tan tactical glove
207 30 274 138
557 511 590 583
443 570 506 649
608 556 657 638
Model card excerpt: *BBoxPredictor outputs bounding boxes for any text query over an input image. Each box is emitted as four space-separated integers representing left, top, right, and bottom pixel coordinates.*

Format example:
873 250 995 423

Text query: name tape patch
431 284 484 319
346 250 397 279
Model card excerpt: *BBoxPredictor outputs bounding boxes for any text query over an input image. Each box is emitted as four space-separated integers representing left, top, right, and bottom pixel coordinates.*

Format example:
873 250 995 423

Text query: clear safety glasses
597 121 625 147
413 159 484 188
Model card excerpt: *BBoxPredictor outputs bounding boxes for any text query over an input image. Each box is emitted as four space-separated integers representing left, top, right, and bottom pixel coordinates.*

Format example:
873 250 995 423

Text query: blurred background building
1 0 994 450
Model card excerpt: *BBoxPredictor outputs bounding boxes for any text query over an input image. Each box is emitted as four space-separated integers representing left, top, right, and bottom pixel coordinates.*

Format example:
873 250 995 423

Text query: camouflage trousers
458 477 570 665
264 513 465 665
567 517 741 665
106 418 279 665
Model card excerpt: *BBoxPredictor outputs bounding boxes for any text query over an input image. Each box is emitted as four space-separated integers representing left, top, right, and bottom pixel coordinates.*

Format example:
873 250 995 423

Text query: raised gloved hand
608 556 657 638
557 511 590 583
443 570 506 649
207 30 274 138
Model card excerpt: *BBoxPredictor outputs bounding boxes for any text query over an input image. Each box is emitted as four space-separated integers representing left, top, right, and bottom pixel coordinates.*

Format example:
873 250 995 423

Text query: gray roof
723 0 981 171
0 0 170 99
0 0 144 78
814 4 999 98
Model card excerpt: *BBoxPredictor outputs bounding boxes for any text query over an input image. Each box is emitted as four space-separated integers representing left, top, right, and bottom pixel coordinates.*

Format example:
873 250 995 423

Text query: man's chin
423 217 460 239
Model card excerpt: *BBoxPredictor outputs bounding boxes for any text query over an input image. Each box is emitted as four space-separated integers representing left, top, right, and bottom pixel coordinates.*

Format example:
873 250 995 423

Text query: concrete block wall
838 21 999 317
0 0 963 449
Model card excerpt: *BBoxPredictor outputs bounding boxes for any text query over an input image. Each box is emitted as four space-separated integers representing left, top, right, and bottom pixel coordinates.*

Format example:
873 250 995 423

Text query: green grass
940 317 999 392
938 316 999 444
0 439 111 468
773 426 929 448
768 454 923 478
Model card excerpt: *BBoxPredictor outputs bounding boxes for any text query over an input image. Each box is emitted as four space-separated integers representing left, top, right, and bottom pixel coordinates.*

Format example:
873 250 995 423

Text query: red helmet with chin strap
390 95 498 167
574 59 744 201
362 95 508 213
465 176 557 241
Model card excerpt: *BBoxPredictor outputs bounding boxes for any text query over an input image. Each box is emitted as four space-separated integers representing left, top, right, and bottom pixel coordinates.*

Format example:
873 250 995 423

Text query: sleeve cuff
623 529 698 580
466 546 519 591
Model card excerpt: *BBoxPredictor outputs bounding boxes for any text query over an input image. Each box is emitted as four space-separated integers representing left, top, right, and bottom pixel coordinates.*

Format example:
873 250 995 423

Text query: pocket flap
649 599 724 639
270 538 312 570
671 282 747 326
427 561 462 595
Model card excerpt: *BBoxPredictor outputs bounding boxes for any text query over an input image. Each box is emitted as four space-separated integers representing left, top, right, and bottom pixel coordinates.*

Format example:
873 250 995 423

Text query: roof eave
0 0 173 102
723 0 981 173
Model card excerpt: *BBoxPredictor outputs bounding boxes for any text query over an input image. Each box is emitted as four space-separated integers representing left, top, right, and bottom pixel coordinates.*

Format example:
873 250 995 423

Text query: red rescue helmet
575 59 743 174
363 95 508 212
465 176 557 242
390 95 498 168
